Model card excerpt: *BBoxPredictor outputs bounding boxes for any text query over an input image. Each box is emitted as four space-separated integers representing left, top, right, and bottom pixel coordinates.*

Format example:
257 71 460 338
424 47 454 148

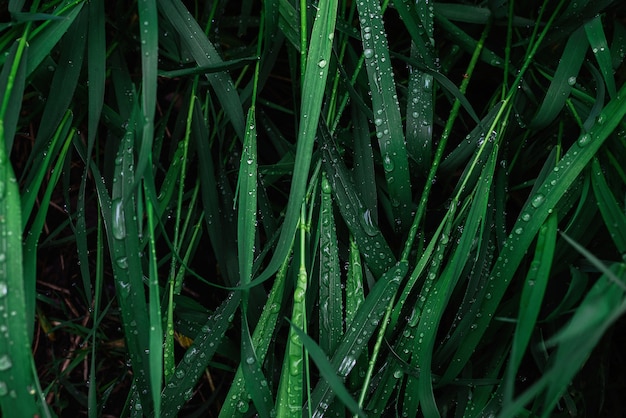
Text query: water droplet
338 356 356 377
521 212 531 222
294 286 306 303
246 357 255 365
289 355 302 375
0 355 12 371
364 48 374 59
514 227 523 235
116 257 128 269
360 209 378 236
0 382 6 396
531 194 545 208
0 283 8 298
112 199 126 240
237 400 249 413
383 154 394 172
318 59 327 68
577 133 591 147
321 178 332 194
393 369 403 379
567 76 576 86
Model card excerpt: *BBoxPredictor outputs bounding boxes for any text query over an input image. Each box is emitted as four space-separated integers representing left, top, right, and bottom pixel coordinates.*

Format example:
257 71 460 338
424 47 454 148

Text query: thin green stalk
356 297 394 413
401 18 492 262
300 0 307 82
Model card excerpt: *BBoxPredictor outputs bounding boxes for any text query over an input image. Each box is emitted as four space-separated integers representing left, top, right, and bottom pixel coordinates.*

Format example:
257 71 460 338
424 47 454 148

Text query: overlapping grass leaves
2 0 626 417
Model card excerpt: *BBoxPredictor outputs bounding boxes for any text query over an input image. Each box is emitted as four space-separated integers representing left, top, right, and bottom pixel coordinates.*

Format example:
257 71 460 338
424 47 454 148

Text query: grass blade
320 122 395 277
309 262 408 415
253 0 338 285
238 107 275 416
319 172 343 354
585 14 617 99
107 124 153 412
590 157 626 253
25 1 84 77
160 292 241 417
135 0 159 184
529 27 586 129
157 0 245 139
0 36 40 418
442 82 626 384
504 212 558 404
357 0 412 231
289 321 366 418
219 255 290 417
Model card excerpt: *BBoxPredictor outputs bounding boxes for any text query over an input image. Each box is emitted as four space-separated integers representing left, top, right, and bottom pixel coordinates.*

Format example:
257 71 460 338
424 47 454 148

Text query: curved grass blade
319 172 343 354
30 5 86 153
219 254 290 417
357 0 412 231
501 261 626 417
237 108 274 417
22 125 73 337
529 27 586 129
107 125 153 412
25 2 84 77
585 14 617 99
253 0 338 285
160 292 241 417
157 0 245 139
275 209 309 417
441 82 626 384
135 0 158 184
0 41 27 155
414 143 498 417
0 36 41 418
320 126 395 278
590 157 626 253
504 212 557 404
288 320 366 418
308 261 409 416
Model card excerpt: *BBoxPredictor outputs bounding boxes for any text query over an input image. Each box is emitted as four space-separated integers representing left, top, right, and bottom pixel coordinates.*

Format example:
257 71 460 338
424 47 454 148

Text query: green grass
1 0 626 416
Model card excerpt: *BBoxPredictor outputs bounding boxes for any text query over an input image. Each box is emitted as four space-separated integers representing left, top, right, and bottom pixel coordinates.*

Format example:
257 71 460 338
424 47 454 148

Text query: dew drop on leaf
0 355 12 371
577 133 591 147
112 199 127 240
531 193 545 208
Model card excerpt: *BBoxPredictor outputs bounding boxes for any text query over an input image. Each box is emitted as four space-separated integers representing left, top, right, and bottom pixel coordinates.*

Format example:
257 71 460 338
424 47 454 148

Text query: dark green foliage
1 0 626 417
